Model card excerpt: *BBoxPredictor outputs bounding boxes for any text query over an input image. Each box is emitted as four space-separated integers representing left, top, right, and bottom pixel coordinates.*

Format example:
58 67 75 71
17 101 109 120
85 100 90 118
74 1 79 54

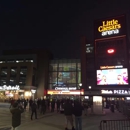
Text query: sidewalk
0 108 127 130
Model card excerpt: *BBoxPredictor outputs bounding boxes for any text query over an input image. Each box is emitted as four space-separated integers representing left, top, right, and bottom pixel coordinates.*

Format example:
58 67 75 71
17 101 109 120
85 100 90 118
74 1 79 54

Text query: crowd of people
9 98 91 130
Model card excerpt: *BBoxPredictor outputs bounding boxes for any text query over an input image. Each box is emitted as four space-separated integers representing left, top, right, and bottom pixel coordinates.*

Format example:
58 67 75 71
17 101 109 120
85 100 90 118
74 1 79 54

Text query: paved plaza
0 103 127 130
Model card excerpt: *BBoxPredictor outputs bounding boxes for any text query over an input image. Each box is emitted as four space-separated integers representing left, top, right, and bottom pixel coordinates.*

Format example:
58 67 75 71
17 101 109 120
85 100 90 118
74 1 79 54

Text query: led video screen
97 68 128 85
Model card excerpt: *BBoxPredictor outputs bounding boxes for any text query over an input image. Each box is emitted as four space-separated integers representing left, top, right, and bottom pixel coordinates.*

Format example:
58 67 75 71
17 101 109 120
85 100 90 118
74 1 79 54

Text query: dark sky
0 0 101 58
0 0 130 58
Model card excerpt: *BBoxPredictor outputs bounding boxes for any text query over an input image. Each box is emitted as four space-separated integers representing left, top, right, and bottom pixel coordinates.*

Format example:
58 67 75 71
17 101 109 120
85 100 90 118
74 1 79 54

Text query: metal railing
99 120 130 130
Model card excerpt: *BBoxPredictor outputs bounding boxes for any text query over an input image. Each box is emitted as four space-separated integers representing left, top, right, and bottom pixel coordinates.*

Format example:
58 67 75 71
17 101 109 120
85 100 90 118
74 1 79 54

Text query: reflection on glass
20 67 27 75
11 68 17 76
57 72 76 84
1 68 8 76
49 72 57 83
10 77 16 85
0 78 7 85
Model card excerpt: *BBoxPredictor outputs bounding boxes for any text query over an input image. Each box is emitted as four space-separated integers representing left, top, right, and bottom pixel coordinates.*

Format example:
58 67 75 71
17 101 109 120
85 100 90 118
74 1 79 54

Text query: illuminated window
25 59 33 62
0 60 5 63
16 59 24 63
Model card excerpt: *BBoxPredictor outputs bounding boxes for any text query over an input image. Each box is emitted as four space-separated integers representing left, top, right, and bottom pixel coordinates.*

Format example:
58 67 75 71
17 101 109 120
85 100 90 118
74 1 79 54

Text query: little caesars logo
98 19 121 36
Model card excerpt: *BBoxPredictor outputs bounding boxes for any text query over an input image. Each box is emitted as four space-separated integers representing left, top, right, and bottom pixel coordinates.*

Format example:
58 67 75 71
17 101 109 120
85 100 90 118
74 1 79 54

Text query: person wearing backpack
31 101 37 120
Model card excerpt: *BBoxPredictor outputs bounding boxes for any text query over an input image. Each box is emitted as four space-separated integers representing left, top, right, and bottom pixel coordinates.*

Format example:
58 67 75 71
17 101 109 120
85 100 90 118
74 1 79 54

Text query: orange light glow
47 90 84 95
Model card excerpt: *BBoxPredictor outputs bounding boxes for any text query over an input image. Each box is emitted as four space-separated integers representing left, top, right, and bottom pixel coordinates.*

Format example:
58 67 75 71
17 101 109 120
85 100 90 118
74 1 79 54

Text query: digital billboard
94 15 126 39
97 68 128 85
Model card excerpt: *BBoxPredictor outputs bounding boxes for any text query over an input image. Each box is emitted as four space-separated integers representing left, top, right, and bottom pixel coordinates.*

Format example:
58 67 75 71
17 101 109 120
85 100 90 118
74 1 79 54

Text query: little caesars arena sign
98 19 121 36
94 15 126 39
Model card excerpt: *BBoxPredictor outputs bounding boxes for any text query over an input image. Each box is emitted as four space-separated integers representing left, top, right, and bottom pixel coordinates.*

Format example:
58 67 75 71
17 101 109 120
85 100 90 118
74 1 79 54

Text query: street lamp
79 83 82 87
89 86 91 89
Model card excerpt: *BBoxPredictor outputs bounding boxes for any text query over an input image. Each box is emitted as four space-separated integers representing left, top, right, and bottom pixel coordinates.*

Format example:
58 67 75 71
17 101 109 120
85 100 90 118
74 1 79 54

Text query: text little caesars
98 19 121 36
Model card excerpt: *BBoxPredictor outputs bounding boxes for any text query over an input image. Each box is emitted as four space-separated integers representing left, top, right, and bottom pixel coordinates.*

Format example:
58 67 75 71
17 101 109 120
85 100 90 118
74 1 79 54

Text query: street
0 103 127 130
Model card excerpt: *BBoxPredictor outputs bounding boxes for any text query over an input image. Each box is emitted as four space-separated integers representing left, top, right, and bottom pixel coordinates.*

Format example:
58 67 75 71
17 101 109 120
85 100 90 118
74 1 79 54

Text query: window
16 59 24 63
59 62 76 71
77 71 81 83
1 67 8 76
57 72 76 84
25 59 33 62
19 76 26 85
20 67 27 75
77 63 81 71
7 60 15 63
49 64 58 71
10 67 17 76
9 77 16 85
0 77 7 85
48 59 81 90
49 72 57 83
86 47 94 53
0 60 6 63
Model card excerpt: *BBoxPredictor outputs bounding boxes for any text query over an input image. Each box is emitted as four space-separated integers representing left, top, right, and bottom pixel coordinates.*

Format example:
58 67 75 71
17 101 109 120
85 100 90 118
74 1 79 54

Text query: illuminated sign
100 65 123 69
101 90 130 94
31 89 36 94
55 87 76 91
98 19 121 36
0 85 20 91
47 90 84 95
94 15 126 39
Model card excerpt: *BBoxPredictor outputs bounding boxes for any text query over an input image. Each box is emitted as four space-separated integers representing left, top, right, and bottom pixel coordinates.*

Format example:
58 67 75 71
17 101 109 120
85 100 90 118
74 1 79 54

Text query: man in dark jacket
41 99 46 114
73 100 83 130
10 102 24 130
31 101 37 120
64 99 75 130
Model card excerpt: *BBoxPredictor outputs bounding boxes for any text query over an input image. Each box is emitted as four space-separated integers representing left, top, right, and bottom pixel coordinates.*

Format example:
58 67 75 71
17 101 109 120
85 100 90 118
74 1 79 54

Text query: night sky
0 0 130 58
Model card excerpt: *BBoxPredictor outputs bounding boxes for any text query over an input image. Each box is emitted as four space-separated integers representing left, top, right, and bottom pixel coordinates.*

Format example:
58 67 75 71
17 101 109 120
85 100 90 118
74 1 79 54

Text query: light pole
79 83 82 102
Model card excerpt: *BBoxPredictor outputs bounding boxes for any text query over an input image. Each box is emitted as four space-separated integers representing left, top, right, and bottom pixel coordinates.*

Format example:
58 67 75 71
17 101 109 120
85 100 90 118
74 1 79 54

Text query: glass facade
48 59 81 89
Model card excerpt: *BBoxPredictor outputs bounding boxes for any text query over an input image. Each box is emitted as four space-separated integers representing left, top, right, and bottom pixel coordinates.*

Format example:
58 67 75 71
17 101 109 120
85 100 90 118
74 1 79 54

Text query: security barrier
100 120 130 130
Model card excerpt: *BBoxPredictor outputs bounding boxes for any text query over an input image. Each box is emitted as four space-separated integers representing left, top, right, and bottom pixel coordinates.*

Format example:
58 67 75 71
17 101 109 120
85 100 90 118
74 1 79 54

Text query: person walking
73 100 83 130
23 99 27 110
37 98 41 109
83 101 88 116
31 101 37 120
56 99 60 112
51 99 55 112
10 102 24 130
64 99 75 130
41 99 46 114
